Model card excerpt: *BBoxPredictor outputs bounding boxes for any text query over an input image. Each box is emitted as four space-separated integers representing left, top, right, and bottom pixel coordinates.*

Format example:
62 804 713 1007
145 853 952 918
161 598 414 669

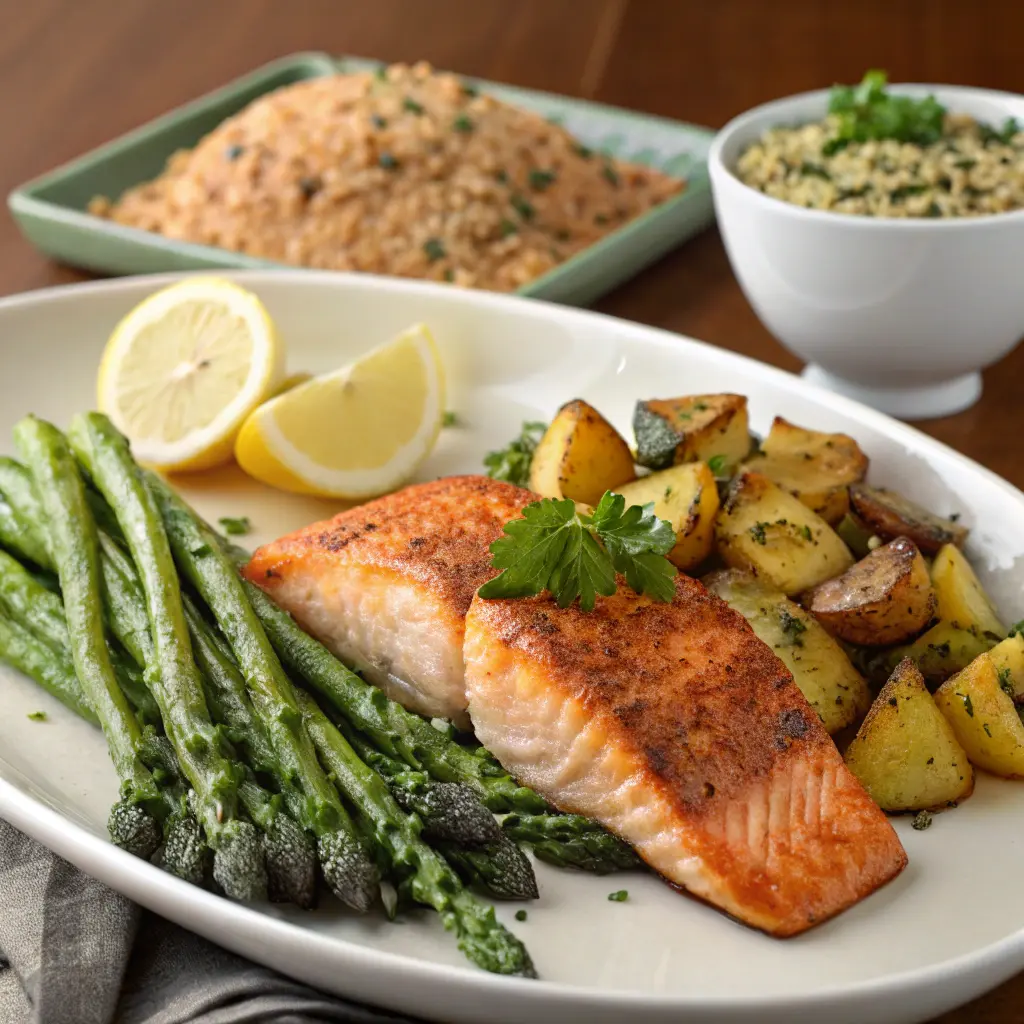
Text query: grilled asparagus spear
0 546 161 726
0 545 208 882
184 596 317 908
69 413 265 902
295 690 535 977
334 715 501 845
0 456 50 566
147 472 378 912
335 717 536 899
14 416 164 858
1 482 317 905
131 725 210 886
0 607 96 724
0 493 49 569
501 814 640 874
436 833 539 901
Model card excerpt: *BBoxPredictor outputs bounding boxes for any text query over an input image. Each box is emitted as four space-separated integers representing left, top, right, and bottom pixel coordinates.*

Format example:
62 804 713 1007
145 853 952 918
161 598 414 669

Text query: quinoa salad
89 62 683 292
735 71 1024 219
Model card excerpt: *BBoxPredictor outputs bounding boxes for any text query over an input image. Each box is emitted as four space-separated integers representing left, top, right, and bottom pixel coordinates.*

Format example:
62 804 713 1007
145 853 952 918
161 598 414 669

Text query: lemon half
97 278 285 471
235 323 445 499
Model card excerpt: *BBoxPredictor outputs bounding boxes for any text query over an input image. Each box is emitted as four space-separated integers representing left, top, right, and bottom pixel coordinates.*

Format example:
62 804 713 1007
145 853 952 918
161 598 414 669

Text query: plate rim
0 269 1022 1021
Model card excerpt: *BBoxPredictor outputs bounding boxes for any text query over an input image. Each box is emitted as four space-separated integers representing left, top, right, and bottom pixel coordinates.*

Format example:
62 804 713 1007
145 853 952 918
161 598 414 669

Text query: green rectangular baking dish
8 52 715 307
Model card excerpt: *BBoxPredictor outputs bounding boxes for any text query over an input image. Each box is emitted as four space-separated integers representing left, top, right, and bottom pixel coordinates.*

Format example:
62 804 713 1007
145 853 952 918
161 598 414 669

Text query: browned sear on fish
465 575 908 936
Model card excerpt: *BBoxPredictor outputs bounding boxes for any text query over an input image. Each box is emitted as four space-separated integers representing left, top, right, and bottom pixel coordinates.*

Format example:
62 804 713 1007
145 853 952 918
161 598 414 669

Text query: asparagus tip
318 830 380 913
161 811 210 887
486 832 540 901
265 813 318 910
108 800 161 859
502 813 640 874
440 831 539 901
213 821 268 902
446 891 537 978
415 782 502 846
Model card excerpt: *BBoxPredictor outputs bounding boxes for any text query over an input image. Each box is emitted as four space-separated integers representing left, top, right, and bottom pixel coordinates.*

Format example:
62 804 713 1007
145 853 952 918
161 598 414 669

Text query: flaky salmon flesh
243 476 528 724
246 474 907 935
465 575 907 936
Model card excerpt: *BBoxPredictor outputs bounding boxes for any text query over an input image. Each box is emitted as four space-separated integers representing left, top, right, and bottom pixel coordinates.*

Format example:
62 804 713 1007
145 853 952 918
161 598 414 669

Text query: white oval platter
0 270 1022 1024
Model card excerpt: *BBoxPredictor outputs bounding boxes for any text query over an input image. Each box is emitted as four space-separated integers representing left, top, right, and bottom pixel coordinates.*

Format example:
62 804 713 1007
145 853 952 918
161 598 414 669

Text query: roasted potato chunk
849 484 968 554
935 650 1024 778
989 633 1024 703
844 659 974 812
633 394 749 472
864 621 998 688
613 462 719 571
744 417 869 524
931 543 1006 639
714 471 854 595
806 537 936 646
704 568 870 733
529 399 635 506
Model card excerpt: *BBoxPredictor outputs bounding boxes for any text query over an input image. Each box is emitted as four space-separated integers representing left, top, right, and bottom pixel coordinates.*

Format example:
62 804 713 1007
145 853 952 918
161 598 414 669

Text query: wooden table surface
2 1 1022 1020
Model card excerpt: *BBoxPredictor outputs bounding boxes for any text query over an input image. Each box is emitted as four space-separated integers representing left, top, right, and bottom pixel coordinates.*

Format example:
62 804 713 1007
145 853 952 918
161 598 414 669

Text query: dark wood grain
0 1 1022 1019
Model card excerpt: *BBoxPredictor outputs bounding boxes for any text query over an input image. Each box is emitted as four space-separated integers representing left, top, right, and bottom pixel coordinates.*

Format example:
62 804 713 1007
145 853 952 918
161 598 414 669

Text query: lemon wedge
97 278 285 472
235 324 445 499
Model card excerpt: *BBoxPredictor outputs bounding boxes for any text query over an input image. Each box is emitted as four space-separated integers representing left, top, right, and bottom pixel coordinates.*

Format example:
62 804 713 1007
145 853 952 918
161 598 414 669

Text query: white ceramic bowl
709 85 1024 419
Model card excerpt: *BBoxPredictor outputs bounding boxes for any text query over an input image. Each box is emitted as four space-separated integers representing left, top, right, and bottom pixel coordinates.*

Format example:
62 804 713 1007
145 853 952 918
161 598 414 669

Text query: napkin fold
0 819 417 1024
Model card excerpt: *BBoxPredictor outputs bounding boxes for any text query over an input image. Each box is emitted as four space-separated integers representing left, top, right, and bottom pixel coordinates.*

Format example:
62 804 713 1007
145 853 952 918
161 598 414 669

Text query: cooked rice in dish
90 62 683 291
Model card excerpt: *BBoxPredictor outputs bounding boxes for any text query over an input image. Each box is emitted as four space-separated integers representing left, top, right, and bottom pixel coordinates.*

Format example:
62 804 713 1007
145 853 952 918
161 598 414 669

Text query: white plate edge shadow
0 269 1022 1024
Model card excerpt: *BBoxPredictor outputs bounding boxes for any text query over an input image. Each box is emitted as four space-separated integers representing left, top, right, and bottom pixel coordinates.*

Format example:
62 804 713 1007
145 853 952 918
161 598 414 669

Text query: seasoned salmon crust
464 575 908 936
243 475 531 723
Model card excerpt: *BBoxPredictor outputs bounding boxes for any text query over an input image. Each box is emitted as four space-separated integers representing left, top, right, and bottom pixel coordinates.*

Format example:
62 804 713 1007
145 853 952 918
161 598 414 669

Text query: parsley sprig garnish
483 420 547 488
478 492 677 611
824 70 945 155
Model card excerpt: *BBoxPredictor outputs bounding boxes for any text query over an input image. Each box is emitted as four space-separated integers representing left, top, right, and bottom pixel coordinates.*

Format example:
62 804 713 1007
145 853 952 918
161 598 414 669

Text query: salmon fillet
464 576 907 936
243 475 530 724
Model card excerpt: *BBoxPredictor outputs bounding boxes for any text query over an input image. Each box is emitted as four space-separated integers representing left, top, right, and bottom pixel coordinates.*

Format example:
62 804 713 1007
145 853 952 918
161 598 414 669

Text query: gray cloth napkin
0 819 418 1024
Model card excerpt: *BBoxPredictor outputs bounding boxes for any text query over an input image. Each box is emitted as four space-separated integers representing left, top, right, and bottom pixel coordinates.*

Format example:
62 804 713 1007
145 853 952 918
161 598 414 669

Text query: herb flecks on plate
478 491 677 612
218 516 252 537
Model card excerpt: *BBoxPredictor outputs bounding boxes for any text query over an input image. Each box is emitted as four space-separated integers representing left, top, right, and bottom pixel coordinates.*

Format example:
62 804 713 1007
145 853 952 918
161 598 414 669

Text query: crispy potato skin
633 394 750 472
844 658 974 813
850 484 968 554
703 567 870 733
529 399 635 506
806 536 936 647
614 462 719 571
860 543 1005 684
714 471 854 596
935 652 1024 779
745 417 869 525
